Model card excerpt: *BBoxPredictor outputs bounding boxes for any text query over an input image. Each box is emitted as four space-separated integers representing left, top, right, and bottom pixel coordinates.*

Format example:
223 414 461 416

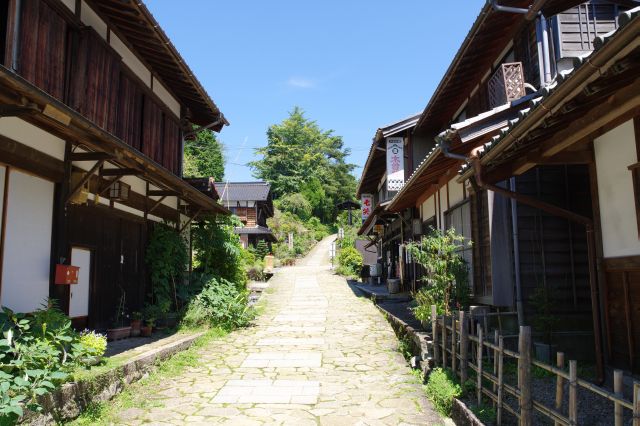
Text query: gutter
442 144 605 384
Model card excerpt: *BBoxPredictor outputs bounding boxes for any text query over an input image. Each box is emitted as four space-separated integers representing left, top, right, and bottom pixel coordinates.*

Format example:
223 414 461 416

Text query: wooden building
359 0 639 377
214 182 276 249
0 0 229 329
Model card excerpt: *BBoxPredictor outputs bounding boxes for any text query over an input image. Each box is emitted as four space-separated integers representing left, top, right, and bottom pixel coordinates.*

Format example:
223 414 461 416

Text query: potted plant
130 311 143 337
141 318 154 337
107 292 131 341
531 286 559 363
78 329 107 366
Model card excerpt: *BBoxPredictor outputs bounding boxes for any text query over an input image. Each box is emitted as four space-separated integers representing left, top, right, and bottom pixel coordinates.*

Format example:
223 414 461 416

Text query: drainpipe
439 137 604 383
510 177 525 327
491 0 552 85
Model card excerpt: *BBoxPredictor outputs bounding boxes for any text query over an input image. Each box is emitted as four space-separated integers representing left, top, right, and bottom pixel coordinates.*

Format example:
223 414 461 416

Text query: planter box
106 326 131 341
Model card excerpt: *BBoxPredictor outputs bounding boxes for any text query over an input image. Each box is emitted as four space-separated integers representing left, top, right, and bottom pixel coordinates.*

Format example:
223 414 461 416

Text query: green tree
249 107 357 223
183 128 225 180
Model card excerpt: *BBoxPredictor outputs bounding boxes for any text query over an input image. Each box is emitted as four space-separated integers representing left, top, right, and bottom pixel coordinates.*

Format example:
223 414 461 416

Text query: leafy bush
471 404 497 424
247 261 266 282
78 330 107 358
277 193 312 220
181 276 253 330
336 246 363 277
192 215 247 286
146 224 188 311
0 302 94 421
424 368 462 416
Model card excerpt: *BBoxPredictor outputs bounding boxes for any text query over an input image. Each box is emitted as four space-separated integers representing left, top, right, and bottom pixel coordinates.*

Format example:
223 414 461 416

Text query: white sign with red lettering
361 194 373 222
386 137 404 191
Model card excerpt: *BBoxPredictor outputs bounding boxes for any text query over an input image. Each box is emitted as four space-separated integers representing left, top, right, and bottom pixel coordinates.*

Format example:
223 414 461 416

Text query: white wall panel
81 2 108 40
1 171 53 313
153 80 181 118
60 0 75 12
0 118 65 161
421 196 436 222
449 179 465 207
110 34 151 87
594 120 640 257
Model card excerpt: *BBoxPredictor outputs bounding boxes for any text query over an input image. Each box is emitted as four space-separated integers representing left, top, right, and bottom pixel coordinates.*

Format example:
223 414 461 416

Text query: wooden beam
0 104 39 117
180 208 203 233
99 168 141 177
65 160 104 204
70 152 114 162
99 176 123 196
147 196 167 215
147 189 180 197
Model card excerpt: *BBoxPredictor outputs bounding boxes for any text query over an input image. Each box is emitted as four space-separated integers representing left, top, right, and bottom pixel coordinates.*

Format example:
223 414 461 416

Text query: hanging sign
361 194 373 222
386 137 405 191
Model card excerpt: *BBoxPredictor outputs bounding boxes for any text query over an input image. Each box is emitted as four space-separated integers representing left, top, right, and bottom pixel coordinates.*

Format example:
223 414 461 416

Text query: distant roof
214 182 272 202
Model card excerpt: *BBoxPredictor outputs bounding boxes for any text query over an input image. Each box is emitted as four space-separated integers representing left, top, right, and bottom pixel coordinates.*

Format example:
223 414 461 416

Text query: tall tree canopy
250 107 357 223
183 128 225 180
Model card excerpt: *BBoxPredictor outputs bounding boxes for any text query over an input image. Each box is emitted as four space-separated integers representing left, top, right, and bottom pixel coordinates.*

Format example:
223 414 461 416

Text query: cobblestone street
114 237 443 425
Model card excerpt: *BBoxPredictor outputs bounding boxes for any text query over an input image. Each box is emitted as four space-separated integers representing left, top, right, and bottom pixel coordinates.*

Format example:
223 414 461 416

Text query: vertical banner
386 137 404 191
361 194 373 223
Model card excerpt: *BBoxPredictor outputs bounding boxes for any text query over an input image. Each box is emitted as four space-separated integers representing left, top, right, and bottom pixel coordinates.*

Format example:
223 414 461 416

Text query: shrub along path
108 236 442 425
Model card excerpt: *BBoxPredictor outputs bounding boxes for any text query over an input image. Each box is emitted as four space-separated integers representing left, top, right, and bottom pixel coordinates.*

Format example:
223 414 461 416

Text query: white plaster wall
1 171 53 313
421 195 436 223
153 80 181 118
81 1 108 40
0 167 5 244
439 186 448 230
110 33 151 87
594 120 640 257
449 179 465 206
0 118 65 161
60 0 75 12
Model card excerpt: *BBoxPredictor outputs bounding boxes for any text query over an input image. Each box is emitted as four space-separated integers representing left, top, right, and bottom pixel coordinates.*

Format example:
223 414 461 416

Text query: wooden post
452 311 457 374
614 370 623 426
569 360 577 426
442 314 447 367
633 382 640 426
519 326 532 426
460 311 469 384
497 336 504 426
432 305 440 366
555 352 565 426
477 326 483 407
493 329 499 406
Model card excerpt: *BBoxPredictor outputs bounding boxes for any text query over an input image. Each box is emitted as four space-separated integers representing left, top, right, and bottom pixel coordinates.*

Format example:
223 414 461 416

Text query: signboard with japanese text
361 194 373 222
386 137 404 191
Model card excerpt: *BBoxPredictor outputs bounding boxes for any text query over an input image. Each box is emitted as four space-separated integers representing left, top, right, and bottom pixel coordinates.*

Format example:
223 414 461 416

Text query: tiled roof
214 182 272 202
459 5 640 178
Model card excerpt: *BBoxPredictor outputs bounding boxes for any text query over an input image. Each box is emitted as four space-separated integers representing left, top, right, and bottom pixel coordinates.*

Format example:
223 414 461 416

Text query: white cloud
287 77 316 89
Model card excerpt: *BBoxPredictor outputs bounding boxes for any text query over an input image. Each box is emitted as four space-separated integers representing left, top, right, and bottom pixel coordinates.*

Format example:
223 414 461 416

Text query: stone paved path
115 236 443 425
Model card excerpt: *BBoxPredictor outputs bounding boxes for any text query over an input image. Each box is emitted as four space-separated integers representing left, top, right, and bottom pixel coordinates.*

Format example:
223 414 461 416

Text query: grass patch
69 327 226 425
397 335 413 361
424 368 462 417
471 403 497 424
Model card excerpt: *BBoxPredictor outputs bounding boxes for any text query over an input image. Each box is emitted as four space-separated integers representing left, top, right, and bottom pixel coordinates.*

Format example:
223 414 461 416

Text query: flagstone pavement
114 236 444 425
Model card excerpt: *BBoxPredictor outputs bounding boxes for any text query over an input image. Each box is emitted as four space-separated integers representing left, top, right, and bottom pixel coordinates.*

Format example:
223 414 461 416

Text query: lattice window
488 62 526 109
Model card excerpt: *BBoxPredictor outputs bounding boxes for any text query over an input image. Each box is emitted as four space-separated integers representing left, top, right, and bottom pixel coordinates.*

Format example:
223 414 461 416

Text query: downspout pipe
440 135 605 383
510 177 525 327
490 0 548 20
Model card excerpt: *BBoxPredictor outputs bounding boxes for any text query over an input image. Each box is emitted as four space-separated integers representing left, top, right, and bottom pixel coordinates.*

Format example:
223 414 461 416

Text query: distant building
214 182 276 249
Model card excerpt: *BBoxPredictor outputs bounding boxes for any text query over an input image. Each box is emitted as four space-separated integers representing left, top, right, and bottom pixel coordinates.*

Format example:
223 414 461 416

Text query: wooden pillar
633 382 640 426
477 326 483 407
442 314 447 367
451 311 457 374
614 370 623 426
497 336 504 425
519 326 532 426
432 305 440 366
555 352 565 426
460 311 469 384
569 360 578 426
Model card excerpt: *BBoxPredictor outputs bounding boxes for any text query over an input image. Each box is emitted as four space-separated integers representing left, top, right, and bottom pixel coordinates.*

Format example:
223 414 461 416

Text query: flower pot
141 326 153 337
130 320 142 337
106 326 131 341
387 279 401 294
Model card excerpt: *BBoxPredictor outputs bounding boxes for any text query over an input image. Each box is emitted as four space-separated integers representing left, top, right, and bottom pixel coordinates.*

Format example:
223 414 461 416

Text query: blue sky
146 1 483 182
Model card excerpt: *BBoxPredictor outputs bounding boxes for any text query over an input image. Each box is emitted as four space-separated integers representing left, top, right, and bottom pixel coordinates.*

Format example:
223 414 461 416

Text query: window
444 201 473 291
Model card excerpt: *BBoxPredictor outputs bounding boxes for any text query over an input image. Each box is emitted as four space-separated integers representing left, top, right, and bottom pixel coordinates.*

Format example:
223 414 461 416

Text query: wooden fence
429 306 640 426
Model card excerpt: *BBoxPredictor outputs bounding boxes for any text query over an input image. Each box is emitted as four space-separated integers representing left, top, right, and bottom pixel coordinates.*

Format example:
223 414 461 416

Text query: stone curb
24 332 205 425
374 305 485 426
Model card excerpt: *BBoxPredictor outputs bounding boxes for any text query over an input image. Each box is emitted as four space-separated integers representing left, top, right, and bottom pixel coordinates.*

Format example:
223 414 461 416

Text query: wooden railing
429 306 640 425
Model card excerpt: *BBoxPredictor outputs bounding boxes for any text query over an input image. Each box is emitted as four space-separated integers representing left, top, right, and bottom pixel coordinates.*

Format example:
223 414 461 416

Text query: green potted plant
130 311 143 337
77 329 108 366
141 318 154 337
531 285 559 363
107 292 131 341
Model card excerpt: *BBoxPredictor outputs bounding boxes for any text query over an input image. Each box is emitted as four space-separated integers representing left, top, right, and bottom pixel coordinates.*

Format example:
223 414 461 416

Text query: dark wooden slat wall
142 96 164 165
163 115 181 175
18 0 67 100
116 72 144 151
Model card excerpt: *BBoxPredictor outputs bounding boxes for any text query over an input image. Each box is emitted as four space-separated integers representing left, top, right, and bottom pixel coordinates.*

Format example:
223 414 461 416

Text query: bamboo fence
429 307 640 426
